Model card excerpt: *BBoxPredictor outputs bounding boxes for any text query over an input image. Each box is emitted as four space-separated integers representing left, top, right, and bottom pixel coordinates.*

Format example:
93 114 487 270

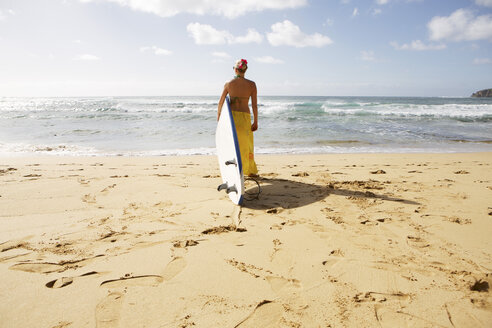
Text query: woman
217 58 258 176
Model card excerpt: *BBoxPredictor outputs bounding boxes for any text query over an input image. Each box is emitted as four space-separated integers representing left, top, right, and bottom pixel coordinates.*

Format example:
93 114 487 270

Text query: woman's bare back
227 77 256 113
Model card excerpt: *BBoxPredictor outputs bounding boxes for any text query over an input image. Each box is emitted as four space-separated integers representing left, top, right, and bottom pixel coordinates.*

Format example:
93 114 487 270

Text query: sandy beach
0 153 491 327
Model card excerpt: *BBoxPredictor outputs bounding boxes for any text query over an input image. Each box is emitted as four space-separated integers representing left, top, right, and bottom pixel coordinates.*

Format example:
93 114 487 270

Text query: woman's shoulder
244 78 256 87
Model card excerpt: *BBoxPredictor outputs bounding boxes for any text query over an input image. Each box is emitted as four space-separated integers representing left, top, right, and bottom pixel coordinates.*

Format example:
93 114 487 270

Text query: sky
0 0 491 97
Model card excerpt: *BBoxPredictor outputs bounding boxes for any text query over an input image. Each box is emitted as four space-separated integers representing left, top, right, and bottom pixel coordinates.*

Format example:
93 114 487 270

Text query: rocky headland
471 88 492 97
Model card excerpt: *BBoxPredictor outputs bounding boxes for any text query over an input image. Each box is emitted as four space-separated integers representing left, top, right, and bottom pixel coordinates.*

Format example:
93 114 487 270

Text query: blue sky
0 0 491 96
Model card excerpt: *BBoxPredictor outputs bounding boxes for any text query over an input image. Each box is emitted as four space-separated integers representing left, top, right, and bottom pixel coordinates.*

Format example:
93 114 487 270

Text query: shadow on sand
242 177 420 210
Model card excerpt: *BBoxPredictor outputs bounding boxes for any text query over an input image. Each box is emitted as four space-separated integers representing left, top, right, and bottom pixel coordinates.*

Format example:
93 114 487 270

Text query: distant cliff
471 88 492 97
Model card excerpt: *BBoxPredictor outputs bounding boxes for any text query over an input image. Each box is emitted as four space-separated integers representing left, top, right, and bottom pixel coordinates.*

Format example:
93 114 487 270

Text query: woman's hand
251 122 258 132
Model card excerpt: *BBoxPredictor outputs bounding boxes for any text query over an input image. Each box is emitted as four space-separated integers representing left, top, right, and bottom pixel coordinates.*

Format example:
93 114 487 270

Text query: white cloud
373 8 382 15
255 56 284 64
231 28 263 44
140 46 172 55
475 0 492 7
266 20 333 47
78 0 307 19
186 23 262 45
360 50 376 61
390 40 446 50
473 58 492 64
187 23 232 45
73 54 101 61
376 0 389 4
352 7 359 17
428 9 492 42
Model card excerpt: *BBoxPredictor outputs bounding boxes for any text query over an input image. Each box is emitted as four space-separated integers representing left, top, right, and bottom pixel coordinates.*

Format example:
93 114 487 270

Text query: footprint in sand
10 262 65 274
0 167 17 175
292 172 309 177
406 235 430 249
23 173 42 178
77 178 90 185
270 248 294 276
9 255 104 274
82 193 96 204
352 292 415 327
173 240 199 248
100 275 164 288
355 291 411 303
95 292 124 328
94 259 186 327
234 300 283 328
374 301 449 328
266 276 308 311
100 184 116 194
447 216 472 225
266 208 282 214
454 170 469 174
99 257 186 289
322 251 345 269
0 251 32 264
201 225 247 235
47 276 74 288
0 238 31 252
162 257 187 281
46 271 100 289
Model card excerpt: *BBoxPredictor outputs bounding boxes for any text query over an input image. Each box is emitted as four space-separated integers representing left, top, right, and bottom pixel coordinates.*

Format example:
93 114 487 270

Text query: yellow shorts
232 111 258 176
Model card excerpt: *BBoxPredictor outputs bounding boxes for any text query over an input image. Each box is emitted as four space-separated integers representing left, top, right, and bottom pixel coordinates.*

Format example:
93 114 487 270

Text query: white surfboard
216 96 244 205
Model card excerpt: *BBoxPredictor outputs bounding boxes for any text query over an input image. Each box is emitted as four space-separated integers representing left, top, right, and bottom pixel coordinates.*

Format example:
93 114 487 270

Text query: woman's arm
251 82 258 131
217 84 228 121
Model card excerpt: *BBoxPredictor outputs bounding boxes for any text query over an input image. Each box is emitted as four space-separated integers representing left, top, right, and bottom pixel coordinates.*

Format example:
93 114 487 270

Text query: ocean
1 96 491 156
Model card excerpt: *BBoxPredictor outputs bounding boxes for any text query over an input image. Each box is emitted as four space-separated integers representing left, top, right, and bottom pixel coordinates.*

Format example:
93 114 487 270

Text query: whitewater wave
3 96 492 119
321 103 492 120
0 141 218 157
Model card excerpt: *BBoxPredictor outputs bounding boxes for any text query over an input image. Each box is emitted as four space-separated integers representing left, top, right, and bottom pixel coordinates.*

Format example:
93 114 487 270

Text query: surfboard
216 96 244 205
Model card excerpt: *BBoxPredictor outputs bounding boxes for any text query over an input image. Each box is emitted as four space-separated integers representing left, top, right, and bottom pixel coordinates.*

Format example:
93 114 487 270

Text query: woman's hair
234 59 248 73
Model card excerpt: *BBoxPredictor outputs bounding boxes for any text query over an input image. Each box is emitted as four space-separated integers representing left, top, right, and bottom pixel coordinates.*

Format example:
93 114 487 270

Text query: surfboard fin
218 183 237 194
225 159 237 166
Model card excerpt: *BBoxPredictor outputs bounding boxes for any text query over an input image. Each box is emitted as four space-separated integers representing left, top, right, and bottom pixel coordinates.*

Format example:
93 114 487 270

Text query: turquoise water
1 96 491 156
